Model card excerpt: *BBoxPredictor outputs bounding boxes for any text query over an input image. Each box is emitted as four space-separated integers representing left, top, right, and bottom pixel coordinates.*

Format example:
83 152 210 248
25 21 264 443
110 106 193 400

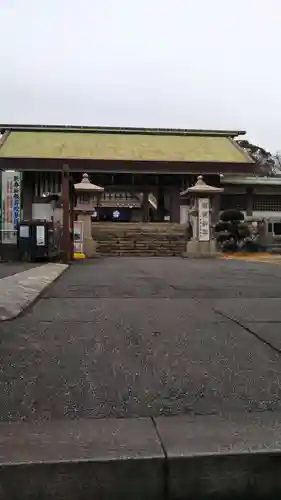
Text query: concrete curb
156 413 281 499
0 418 164 500
1 413 281 499
0 263 68 321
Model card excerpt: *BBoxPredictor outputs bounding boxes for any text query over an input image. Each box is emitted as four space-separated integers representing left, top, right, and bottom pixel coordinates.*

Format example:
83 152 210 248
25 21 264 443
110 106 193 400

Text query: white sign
19 225 29 238
36 225 45 246
1 171 21 244
73 220 84 253
198 198 210 242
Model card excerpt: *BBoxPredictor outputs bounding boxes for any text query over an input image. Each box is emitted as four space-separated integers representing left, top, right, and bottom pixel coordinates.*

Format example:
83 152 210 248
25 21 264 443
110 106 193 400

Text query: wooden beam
62 164 71 263
0 158 258 175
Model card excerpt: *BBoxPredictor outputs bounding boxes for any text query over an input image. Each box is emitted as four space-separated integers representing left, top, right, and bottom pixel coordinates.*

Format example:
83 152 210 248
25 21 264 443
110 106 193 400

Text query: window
273 223 281 235
220 195 247 211
253 196 281 212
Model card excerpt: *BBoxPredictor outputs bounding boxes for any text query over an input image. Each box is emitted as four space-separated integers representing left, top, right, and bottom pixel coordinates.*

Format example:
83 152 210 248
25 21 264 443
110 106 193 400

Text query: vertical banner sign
198 198 210 242
73 220 84 253
2 171 21 243
13 173 20 230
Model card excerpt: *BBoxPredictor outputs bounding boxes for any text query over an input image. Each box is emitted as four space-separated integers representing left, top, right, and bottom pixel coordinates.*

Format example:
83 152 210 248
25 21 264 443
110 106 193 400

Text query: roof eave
0 158 257 174
0 130 11 151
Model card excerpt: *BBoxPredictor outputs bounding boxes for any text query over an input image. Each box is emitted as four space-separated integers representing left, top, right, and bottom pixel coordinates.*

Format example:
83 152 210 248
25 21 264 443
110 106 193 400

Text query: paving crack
213 308 281 356
151 417 168 500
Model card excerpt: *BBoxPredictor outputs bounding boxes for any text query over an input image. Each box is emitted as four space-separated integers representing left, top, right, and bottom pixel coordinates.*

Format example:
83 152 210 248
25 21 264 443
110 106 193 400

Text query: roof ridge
0 124 246 138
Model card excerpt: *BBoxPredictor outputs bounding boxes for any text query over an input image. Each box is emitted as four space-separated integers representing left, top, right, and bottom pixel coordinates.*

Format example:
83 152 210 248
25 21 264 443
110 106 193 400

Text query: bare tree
237 140 276 175
273 151 281 174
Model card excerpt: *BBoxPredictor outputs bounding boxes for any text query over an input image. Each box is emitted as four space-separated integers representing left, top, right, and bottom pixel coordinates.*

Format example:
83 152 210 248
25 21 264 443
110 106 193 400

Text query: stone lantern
181 176 223 257
74 173 104 257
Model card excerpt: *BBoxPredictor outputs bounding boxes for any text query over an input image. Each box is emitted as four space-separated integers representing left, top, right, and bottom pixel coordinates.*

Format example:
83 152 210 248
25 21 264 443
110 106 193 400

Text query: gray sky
1 0 281 152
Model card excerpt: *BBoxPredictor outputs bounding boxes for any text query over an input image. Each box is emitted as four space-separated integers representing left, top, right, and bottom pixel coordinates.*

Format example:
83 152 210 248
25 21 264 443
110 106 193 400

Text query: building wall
24 171 183 223
34 171 62 197
23 172 281 225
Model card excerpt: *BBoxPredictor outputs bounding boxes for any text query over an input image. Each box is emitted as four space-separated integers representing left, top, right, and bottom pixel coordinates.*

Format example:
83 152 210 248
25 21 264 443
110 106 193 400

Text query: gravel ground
1 257 281 422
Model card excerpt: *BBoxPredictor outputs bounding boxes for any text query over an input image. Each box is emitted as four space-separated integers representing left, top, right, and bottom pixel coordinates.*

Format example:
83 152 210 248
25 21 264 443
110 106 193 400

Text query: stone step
93 222 184 231
96 241 185 246
95 236 185 241
97 252 183 257
94 225 186 256
95 237 185 240
97 249 184 253
97 244 184 248
94 234 185 240
96 241 184 245
93 230 185 237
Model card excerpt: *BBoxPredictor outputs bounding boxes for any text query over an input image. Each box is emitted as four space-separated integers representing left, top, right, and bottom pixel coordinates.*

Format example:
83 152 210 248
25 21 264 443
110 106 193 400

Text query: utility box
17 220 62 261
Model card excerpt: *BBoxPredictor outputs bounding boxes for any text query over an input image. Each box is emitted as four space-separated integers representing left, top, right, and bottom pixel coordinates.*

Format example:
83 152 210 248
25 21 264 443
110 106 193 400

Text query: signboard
198 198 210 242
73 220 84 253
13 174 20 229
1 171 21 244
36 226 45 246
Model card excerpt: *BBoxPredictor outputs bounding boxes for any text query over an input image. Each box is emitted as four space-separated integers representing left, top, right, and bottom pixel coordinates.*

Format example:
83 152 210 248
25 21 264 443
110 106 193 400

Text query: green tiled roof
221 175 281 185
0 130 252 163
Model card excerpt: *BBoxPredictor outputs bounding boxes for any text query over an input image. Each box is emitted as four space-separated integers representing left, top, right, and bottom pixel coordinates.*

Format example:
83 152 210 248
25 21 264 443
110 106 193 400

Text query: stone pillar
74 173 104 258
181 176 224 258
76 212 97 257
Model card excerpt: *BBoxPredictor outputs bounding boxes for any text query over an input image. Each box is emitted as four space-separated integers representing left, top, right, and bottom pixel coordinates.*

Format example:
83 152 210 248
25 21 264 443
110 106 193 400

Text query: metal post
62 164 71 263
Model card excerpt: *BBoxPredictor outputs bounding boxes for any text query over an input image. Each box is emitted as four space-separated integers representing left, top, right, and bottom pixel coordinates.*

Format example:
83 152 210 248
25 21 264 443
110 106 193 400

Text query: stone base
182 239 221 259
83 238 98 258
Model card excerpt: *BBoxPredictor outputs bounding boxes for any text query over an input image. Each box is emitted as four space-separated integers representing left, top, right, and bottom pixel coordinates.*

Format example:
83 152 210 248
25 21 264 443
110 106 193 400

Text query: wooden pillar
142 190 149 222
211 194 220 224
246 187 254 216
62 164 71 263
22 172 33 220
170 187 180 223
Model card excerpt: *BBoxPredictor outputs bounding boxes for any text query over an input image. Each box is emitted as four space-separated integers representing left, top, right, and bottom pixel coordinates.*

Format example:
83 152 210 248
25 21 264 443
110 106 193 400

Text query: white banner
1 171 21 244
198 198 210 242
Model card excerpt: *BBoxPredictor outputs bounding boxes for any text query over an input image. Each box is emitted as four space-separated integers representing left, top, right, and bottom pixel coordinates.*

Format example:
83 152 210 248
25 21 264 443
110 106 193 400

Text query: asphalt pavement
1 257 281 422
